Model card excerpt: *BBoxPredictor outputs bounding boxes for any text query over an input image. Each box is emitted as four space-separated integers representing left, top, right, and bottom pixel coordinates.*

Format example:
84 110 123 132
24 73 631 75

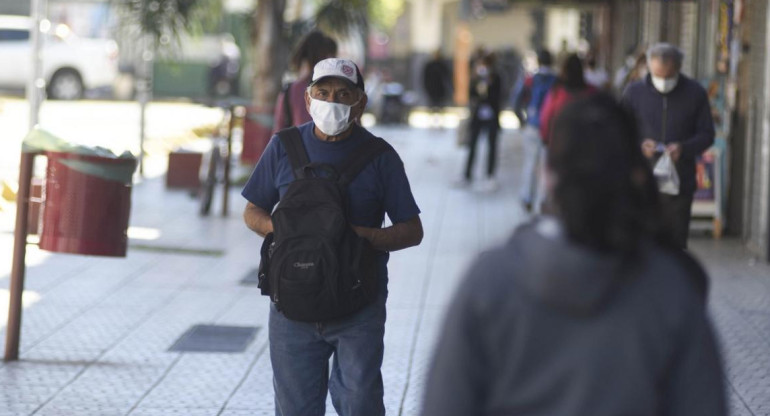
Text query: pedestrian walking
422 49 451 127
539 54 597 145
617 51 648 95
508 62 528 127
421 94 726 416
457 52 503 191
243 58 424 416
515 49 557 211
272 30 338 133
583 54 610 90
622 43 715 249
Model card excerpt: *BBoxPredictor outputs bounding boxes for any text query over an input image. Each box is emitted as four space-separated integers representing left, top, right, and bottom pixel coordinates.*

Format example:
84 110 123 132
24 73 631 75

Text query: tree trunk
252 0 287 108
241 0 287 164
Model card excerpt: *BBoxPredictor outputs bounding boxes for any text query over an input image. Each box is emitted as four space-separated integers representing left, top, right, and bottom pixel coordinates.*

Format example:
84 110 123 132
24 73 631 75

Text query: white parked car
0 15 119 100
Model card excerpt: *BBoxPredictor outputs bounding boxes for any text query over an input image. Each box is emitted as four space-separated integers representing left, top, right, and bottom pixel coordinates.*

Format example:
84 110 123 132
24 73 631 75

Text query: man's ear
304 89 312 113
353 94 368 118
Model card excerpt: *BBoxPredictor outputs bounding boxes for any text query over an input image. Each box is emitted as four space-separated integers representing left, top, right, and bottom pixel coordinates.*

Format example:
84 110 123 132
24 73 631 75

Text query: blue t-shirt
241 122 421 285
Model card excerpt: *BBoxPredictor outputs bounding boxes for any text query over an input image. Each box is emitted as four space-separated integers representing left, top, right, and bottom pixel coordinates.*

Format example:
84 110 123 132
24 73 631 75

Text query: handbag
456 117 471 147
653 152 680 195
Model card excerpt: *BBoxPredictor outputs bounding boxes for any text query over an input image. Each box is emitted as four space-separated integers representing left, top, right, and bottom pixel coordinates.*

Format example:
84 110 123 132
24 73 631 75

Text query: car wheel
48 69 84 100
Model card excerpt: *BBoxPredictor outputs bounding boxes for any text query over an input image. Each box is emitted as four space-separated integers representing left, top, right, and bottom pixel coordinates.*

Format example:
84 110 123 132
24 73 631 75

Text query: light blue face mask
309 97 361 136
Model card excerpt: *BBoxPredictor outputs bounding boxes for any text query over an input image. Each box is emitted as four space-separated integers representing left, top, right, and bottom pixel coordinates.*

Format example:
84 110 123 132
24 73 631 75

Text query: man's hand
666 143 682 162
641 139 657 159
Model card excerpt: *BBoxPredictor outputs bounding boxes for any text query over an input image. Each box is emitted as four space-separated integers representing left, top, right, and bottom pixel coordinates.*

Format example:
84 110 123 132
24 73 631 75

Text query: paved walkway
0 125 769 415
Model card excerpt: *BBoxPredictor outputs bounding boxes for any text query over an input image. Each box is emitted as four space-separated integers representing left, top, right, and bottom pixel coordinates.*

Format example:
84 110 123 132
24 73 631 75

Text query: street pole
27 0 46 130
7 0 47 363
5 153 35 362
138 36 154 177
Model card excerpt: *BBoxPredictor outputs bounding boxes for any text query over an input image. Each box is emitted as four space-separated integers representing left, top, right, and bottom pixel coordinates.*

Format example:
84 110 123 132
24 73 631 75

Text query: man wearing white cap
242 58 423 415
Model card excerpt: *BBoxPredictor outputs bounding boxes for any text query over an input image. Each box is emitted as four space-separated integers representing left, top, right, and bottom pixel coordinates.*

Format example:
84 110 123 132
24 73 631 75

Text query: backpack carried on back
526 72 557 128
280 82 293 129
257 127 392 322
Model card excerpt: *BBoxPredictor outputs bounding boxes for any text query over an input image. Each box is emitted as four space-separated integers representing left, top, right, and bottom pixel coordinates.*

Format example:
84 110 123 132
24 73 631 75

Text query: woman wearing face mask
457 52 503 191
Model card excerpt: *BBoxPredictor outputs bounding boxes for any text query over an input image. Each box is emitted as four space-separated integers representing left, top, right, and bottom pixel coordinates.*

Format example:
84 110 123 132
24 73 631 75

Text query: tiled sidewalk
0 125 768 415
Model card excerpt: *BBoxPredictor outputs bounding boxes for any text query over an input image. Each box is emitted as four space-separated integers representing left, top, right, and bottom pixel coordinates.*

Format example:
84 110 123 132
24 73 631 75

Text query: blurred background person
539 54 597 146
613 46 641 94
516 49 557 212
422 49 451 128
583 53 610 90
509 64 528 127
421 94 726 416
555 38 570 68
617 51 648 95
272 30 337 133
457 52 503 191
622 43 715 249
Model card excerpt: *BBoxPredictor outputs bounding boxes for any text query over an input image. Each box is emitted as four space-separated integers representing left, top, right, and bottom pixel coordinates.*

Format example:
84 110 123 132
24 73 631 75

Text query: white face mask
651 75 679 94
309 98 359 136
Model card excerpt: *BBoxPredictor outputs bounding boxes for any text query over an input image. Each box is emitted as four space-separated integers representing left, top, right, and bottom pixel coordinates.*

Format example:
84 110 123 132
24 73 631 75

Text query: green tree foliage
368 0 405 30
114 0 222 48
314 0 404 37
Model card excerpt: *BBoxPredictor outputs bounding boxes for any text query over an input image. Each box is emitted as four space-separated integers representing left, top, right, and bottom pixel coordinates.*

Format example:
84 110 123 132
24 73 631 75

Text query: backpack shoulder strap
337 137 393 188
277 127 310 179
281 82 293 129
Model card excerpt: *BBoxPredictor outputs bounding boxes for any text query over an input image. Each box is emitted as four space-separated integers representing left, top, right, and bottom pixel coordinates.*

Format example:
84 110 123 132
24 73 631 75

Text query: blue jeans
519 125 544 206
269 292 387 416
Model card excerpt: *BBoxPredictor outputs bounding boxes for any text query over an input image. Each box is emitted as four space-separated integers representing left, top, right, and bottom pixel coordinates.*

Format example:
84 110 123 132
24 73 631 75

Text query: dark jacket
469 72 502 128
622 74 715 194
422 218 726 416
423 59 451 104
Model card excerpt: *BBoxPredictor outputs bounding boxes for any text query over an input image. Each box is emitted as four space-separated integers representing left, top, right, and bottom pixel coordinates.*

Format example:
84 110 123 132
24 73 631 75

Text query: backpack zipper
661 96 668 144
268 241 279 305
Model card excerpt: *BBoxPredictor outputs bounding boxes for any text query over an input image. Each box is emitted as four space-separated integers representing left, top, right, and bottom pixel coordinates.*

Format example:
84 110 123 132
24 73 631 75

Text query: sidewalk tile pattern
0 126 768 415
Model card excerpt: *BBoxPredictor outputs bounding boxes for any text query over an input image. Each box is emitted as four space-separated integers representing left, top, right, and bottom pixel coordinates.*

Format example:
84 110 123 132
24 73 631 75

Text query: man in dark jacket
622 43 715 249
422 49 451 118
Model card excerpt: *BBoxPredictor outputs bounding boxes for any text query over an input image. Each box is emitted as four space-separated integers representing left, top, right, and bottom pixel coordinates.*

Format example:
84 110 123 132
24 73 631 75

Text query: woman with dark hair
422 94 726 416
272 30 338 132
539 53 597 144
457 52 503 191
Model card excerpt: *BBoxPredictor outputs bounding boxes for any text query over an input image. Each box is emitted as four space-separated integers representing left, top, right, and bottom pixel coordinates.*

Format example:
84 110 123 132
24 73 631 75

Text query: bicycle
199 101 246 216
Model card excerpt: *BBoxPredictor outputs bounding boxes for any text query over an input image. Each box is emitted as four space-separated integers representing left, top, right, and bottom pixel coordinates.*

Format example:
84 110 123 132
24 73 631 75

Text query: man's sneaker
452 177 471 189
478 178 499 192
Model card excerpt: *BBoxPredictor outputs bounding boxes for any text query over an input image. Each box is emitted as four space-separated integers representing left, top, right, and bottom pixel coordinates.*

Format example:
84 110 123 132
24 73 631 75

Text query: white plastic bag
653 152 680 195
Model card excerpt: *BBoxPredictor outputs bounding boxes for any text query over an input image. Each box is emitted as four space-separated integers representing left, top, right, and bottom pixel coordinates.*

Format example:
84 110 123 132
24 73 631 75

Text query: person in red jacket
272 31 338 133
540 54 597 144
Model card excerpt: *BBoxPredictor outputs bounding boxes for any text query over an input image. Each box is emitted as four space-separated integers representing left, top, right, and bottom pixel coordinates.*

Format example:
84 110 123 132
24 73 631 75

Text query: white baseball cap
310 58 365 90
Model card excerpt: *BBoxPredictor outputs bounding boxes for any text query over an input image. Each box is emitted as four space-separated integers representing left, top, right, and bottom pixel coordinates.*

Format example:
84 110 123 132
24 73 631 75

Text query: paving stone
0 126 769 416
168 325 259 353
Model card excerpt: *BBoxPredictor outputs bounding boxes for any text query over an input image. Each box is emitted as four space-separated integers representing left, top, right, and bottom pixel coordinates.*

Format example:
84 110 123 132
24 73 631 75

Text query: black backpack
257 127 392 322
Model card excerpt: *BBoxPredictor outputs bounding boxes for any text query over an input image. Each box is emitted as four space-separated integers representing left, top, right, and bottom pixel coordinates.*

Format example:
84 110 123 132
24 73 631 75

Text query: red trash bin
241 106 273 165
39 151 137 257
